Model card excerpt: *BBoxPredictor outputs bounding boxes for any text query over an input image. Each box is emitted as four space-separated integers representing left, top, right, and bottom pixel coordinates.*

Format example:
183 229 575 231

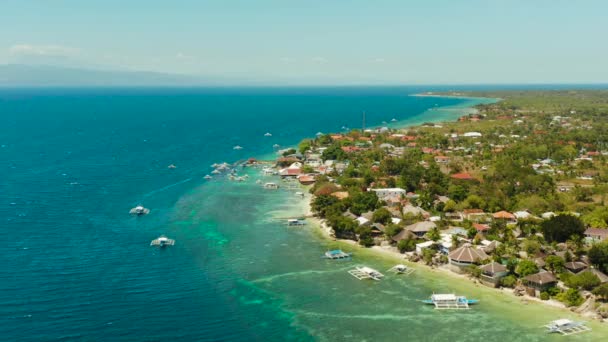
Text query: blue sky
1 0 607 84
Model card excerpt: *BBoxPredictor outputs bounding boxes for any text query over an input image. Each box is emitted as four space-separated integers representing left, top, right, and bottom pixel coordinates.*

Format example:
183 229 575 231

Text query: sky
0 0 607 85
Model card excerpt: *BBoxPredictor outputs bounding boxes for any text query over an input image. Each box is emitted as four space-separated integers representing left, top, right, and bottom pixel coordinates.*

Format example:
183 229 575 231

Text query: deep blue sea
2 87 603 341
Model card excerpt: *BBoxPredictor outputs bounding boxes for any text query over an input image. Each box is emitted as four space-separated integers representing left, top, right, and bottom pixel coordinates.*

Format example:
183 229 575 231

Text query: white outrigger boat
264 182 279 189
150 235 175 247
544 319 591 335
387 264 415 275
129 205 150 216
233 145 244 150
422 294 478 309
264 132 272 137
324 249 352 260
348 266 384 280
204 175 212 180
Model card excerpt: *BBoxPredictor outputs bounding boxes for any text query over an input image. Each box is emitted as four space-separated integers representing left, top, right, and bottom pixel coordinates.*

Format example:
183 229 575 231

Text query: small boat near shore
348 266 384 280
264 132 272 137
422 294 478 309
324 249 352 260
129 205 150 216
264 182 279 189
286 218 306 226
150 235 175 247
387 264 415 275
204 175 212 180
233 145 244 150
167 164 177 169
544 319 591 335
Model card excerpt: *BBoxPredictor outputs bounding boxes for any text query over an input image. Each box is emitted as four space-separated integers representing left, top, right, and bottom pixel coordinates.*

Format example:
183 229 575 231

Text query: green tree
556 288 584 307
592 283 608 300
357 226 375 247
422 248 435 265
569 271 601 291
588 241 608 274
298 139 313 154
372 207 392 225
516 259 539 277
540 214 585 243
545 255 565 274
321 144 346 161
501 275 517 288
426 227 441 242
385 224 403 239
522 239 541 255
397 238 416 253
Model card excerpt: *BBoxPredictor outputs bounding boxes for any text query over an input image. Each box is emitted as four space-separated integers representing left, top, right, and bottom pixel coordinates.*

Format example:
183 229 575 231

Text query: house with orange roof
450 173 475 181
493 210 517 223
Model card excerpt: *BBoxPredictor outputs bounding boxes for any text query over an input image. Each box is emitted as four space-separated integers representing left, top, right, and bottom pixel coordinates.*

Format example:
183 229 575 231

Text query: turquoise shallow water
1 87 605 341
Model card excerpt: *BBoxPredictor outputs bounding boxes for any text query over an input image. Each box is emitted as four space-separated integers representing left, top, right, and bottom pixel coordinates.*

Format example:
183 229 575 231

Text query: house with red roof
450 173 475 181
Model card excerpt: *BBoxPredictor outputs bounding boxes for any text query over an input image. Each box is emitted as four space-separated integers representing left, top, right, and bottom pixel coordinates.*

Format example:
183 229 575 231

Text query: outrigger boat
323 249 352 260
544 319 591 335
204 175 212 180
286 218 306 226
387 264 415 275
150 235 175 247
264 182 279 189
129 205 150 216
348 266 384 280
422 294 478 309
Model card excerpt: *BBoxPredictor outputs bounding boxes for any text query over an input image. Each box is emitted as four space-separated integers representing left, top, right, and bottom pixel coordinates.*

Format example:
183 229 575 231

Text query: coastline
387 94 500 130
288 94 605 327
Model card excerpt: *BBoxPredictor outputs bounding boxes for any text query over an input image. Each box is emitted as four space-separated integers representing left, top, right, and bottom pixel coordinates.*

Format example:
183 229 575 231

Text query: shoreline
304 201 606 322
289 95 605 325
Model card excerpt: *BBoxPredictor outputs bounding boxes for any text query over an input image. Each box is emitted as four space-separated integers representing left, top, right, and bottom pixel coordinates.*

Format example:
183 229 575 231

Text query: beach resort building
523 271 558 297
448 244 489 272
479 262 508 287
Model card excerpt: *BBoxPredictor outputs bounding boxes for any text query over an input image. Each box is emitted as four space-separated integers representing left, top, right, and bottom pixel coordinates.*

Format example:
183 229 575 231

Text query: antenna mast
362 111 366 131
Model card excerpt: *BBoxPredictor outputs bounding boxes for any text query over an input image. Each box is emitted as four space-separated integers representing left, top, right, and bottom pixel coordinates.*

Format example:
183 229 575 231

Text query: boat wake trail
141 178 193 199
252 266 353 283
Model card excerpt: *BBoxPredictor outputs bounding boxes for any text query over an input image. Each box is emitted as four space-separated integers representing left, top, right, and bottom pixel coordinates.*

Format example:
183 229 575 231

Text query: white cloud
9 44 81 57
312 57 328 64
279 57 294 64
373 58 386 63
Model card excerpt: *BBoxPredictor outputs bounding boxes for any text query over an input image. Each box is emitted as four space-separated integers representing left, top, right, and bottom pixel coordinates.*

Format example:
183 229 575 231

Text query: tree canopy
540 214 585 243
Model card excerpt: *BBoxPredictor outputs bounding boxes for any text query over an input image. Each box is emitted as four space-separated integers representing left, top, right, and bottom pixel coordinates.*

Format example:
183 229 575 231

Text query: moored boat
150 235 175 247
129 205 150 216
422 294 478 309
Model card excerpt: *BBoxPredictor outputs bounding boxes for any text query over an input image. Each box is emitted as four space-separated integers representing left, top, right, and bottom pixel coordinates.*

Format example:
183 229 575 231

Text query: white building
371 188 407 201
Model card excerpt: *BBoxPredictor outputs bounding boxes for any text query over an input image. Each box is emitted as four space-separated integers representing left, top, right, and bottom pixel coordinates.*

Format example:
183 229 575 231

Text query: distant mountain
0 64 219 86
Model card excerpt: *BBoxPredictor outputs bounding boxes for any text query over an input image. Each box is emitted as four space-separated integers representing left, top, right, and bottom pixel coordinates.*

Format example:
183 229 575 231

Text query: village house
448 244 489 273
492 211 517 224
462 209 487 222
584 227 608 243
450 173 475 181
371 188 406 201
479 262 508 287
564 261 587 274
297 174 316 185
523 271 558 297
405 221 437 237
